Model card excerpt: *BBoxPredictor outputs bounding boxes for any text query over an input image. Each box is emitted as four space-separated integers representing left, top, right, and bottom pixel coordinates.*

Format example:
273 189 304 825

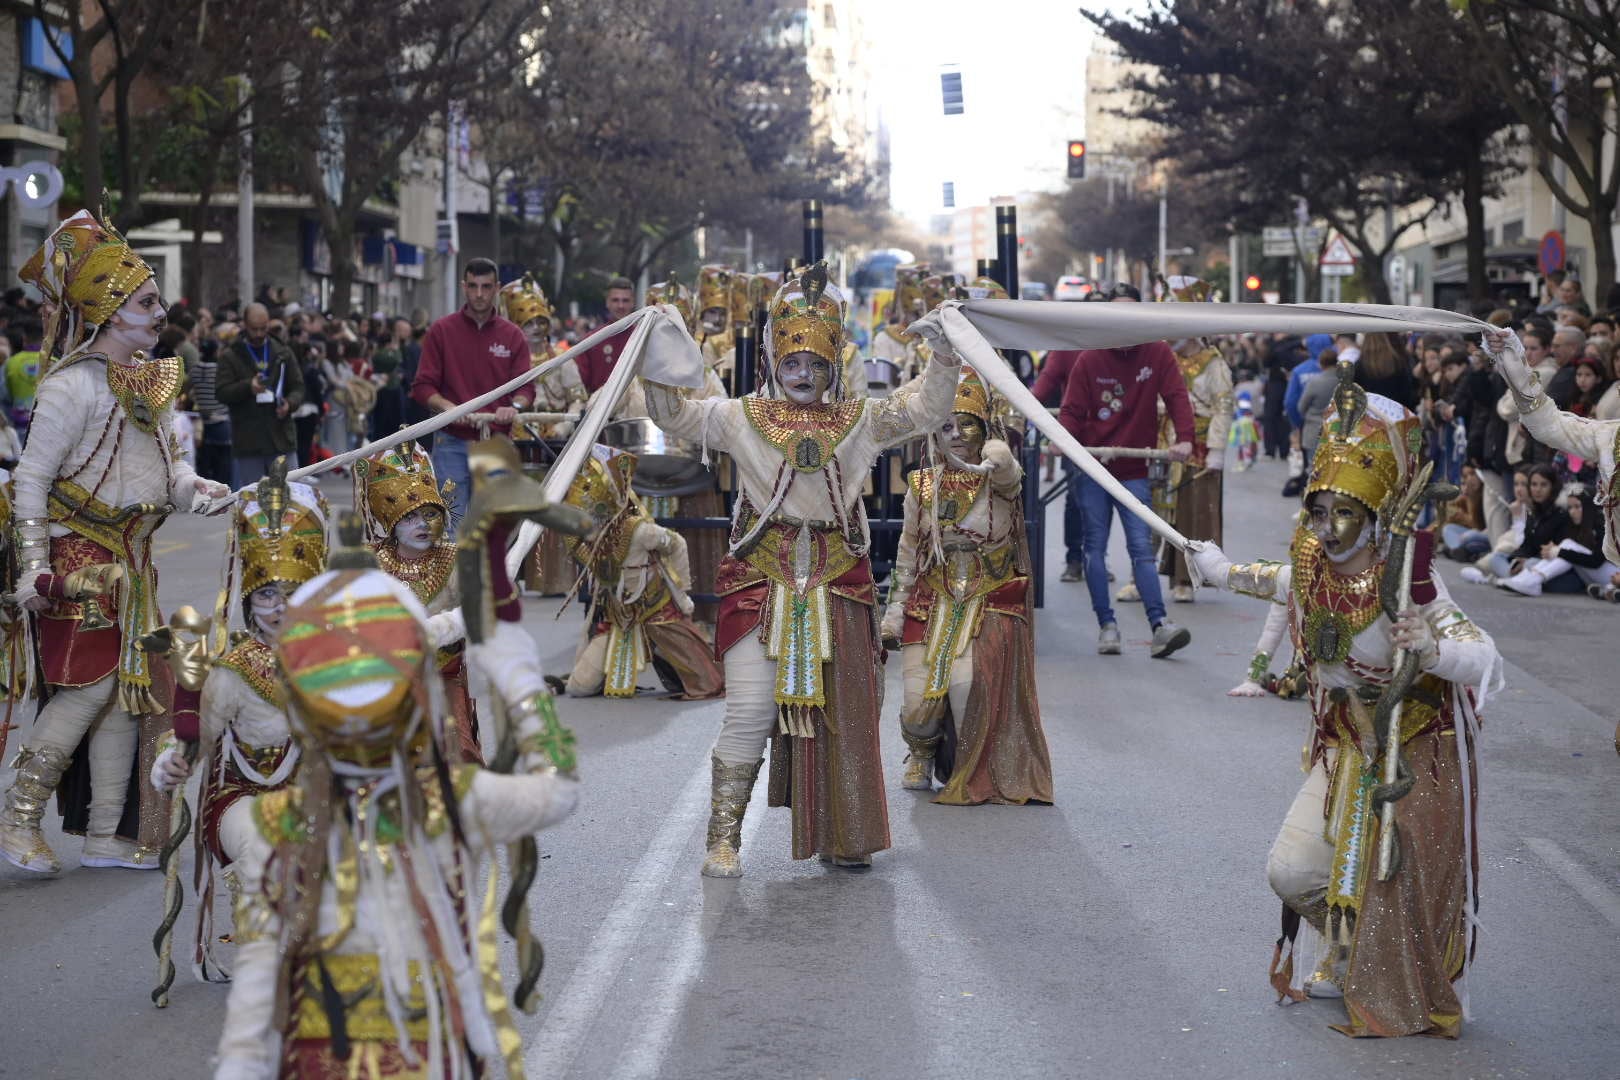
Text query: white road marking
1523 836 1620 930
524 758 713 1078
605 807 766 1080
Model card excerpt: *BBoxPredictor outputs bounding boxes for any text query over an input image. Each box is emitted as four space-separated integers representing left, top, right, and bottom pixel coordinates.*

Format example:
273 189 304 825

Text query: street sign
1539 230 1565 274
1387 253 1406 290
1320 234 1356 266
1262 225 1323 257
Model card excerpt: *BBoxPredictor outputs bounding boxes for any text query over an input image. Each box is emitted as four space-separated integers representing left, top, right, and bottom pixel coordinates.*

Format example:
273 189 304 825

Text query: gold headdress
354 441 451 538
964 276 1009 301
499 273 553 328
646 273 697 334
20 209 156 375
952 368 993 424
919 273 963 314
730 272 759 326
563 444 639 521
767 261 844 369
893 263 929 323
236 473 329 598
697 265 735 315
1305 362 1420 515
1166 275 1213 303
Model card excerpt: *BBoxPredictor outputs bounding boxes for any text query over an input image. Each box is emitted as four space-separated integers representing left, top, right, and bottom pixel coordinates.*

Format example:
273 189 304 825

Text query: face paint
102 282 167 353
250 585 289 637
523 318 549 354
394 507 443 553
1307 492 1373 564
701 307 727 334
944 412 987 465
775 350 832 405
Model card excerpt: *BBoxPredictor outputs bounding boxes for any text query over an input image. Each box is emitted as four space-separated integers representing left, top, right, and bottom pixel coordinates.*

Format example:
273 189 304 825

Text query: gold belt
293 954 429 1042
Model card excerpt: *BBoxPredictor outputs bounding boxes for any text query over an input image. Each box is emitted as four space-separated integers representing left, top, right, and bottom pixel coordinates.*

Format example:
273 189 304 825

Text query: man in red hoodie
411 257 534 526
1058 285 1196 657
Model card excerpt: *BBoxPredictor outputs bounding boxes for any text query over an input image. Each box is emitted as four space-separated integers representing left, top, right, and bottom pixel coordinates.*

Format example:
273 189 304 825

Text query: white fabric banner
950 298 1492 351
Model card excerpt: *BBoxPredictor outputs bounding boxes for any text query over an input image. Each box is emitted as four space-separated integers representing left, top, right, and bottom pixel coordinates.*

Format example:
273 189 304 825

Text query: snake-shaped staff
1372 463 1458 882
457 439 593 1012
137 606 215 1007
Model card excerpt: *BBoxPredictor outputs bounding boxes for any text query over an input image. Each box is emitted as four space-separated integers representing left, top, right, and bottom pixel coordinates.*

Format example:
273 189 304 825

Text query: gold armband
1228 560 1284 600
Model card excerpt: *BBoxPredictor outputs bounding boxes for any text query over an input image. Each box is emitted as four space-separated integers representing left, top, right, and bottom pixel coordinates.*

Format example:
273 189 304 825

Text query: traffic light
1244 274 1263 293
1066 140 1087 179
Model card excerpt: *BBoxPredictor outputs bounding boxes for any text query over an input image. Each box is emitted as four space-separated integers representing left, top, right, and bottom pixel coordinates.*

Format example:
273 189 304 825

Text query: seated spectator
1500 485 1619 597
1461 463 1567 587
1440 464 1491 561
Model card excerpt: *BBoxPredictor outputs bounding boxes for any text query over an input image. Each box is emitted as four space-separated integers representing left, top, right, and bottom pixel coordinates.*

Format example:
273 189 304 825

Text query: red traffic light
1066 140 1087 179
1244 274 1263 291
1068 141 1086 158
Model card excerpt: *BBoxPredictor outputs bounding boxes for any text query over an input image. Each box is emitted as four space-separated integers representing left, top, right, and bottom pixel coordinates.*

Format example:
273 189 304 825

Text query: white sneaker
1502 570 1543 597
1458 566 1489 585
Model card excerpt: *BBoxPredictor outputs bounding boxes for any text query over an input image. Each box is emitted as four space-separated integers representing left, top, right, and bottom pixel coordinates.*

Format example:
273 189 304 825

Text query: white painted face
700 306 727 334
250 584 289 637
102 278 167 353
523 317 550 354
775 350 832 405
393 507 443 552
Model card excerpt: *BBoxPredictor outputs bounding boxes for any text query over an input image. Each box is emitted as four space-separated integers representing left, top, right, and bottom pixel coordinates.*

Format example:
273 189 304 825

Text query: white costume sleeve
213 828 279 1079
1419 573 1502 692
864 350 962 450
427 608 466 649
460 768 579 848
641 381 742 453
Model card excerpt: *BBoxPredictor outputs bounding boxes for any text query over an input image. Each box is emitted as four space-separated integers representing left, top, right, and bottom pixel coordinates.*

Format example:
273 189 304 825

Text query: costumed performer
1190 366 1500 1038
353 441 482 762
0 210 231 874
639 262 963 875
553 444 724 700
502 273 581 597
150 467 329 979
211 508 580 1079
882 369 1053 804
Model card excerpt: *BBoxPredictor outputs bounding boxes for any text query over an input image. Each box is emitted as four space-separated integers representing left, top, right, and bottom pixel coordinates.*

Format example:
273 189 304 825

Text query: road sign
1539 230 1565 274
1262 225 1323 257
1320 234 1356 266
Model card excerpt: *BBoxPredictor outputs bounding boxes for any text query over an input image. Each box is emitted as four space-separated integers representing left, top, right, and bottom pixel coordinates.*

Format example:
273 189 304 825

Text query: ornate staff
1373 460 1457 881
457 440 593 1011
136 606 215 1007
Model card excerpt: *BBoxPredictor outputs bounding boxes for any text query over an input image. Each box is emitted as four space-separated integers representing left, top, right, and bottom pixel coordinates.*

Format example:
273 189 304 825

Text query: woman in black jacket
1493 464 1573 594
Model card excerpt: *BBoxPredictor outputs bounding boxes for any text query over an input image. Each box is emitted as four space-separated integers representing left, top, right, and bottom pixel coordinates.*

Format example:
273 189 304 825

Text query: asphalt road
2 459 1617 1080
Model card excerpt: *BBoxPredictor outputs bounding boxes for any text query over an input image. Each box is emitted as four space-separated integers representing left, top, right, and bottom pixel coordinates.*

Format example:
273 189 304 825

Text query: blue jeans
1440 523 1490 560
431 434 472 528
233 452 298 488
1078 474 1166 628
1062 458 1085 565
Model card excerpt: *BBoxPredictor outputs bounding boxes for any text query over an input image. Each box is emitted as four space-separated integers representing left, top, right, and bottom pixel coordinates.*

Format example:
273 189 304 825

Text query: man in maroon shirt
1058 289 1196 658
1032 347 1090 583
411 257 534 525
575 277 637 392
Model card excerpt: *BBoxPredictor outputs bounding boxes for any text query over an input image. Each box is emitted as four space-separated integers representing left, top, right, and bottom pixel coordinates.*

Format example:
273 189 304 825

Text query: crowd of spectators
1 275 617 491
1219 272 1620 604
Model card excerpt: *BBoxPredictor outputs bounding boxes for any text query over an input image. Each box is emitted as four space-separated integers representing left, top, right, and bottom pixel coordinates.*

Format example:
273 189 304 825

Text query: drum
600 418 710 498
864 358 902 397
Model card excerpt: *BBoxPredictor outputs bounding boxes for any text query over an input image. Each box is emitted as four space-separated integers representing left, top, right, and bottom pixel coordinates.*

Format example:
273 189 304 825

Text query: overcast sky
866 1 1142 224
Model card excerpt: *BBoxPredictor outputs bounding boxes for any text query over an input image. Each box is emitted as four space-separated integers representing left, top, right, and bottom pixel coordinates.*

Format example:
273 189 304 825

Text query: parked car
1021 281 1050 301
1053 275 1093 301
